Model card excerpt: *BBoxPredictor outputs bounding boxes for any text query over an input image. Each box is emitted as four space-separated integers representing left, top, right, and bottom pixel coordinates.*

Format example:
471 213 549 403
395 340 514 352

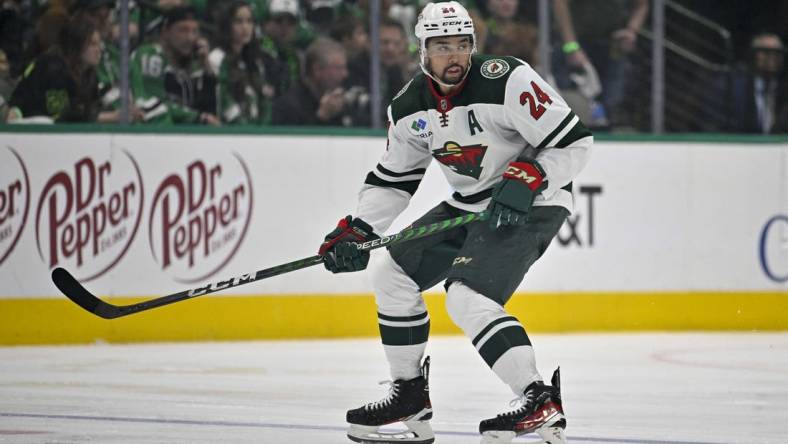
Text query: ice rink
1 333 787 444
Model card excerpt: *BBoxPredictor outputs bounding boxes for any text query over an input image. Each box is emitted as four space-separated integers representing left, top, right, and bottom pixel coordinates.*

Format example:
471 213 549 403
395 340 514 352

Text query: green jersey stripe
536 112 575 149
556 120 593 148
364 172 421 195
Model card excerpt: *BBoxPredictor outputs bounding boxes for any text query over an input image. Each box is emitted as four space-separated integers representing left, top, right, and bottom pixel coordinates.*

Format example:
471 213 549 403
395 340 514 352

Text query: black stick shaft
53 211 487 319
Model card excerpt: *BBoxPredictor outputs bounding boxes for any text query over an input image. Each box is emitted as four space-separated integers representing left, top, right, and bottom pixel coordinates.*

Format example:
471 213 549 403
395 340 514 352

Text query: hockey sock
378 310 430 380
384 342 428 380
371 252 431 380
447 282 543 394
491 346 542 395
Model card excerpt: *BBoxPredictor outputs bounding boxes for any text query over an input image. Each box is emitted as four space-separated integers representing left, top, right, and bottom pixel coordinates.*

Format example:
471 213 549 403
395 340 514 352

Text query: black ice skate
479 367 567 444
346 356 434 444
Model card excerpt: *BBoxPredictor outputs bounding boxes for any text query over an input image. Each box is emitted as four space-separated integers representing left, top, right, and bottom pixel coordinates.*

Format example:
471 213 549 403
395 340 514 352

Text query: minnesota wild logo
432 141 487 179
480 59 510 79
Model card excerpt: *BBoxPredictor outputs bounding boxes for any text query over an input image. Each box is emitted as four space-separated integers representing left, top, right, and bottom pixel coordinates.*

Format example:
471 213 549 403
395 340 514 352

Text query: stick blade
51 267 121 319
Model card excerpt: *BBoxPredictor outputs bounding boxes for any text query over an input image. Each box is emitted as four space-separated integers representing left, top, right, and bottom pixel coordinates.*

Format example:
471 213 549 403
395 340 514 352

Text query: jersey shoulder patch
389 74 430 125
479 58 511 79
472 55 523 81
465 55 525 105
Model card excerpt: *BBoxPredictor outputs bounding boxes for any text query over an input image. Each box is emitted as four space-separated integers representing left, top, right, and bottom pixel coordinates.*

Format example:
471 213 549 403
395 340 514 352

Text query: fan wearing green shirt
130 5 220 125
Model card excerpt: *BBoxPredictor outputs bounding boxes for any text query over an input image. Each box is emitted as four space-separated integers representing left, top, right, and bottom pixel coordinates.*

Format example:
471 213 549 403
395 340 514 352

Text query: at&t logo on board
0 147 31 266
148 153 253 283
759 214 788 284
35 151 144 281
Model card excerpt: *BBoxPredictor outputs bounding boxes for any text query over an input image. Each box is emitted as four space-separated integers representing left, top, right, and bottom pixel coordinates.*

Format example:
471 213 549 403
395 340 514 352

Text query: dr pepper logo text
0 147 31 266
35 151 144 281
149 153 253 283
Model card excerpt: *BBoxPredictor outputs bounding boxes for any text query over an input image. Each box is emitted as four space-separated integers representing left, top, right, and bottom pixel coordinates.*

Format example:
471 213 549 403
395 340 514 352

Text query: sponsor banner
0 147 30 266
148 153 253 283
35 150 143 282
0 133 785 298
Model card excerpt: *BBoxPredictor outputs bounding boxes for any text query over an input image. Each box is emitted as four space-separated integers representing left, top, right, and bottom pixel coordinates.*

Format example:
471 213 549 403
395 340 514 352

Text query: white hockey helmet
415 1 476 86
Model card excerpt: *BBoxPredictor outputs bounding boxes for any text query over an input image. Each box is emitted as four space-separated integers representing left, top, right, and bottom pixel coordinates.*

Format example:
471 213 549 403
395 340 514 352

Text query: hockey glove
319 216 379 273
487 161 547 229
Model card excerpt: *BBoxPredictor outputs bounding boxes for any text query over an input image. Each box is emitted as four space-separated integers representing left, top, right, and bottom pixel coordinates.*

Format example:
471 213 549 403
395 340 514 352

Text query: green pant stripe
379 320 430 346
477 325 532 367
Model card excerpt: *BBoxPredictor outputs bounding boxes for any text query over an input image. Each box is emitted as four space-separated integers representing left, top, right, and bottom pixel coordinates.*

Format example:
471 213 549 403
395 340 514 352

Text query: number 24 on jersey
520 81 553 120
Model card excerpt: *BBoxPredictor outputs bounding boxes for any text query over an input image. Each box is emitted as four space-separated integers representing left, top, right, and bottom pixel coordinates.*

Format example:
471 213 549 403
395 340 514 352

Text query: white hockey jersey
357 55 593 233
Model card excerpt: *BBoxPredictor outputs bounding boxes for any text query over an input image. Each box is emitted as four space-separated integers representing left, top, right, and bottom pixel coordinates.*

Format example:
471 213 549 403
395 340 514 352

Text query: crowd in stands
0 0 785 133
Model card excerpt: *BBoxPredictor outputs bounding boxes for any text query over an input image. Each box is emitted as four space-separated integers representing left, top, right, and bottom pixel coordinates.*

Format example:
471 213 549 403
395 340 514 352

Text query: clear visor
425 40 474 57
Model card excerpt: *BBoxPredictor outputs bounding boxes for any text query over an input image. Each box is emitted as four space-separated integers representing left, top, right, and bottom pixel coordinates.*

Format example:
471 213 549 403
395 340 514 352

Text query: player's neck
438 83 460 96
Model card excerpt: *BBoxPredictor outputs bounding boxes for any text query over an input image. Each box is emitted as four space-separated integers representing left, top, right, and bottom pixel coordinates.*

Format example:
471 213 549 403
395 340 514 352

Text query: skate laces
365 380 400 411
499 389 538 418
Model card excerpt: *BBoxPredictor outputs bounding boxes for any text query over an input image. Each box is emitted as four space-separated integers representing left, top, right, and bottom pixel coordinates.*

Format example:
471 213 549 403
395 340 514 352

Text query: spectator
27 2 70 64
330 13 422 127
478 0 538 64
334 17 413 127
387 1 420 51
380 18 415 90
552 0 649 127
261 0 303 93
332 15 369 92
209 0 285 124
477 0 538 59
729 33 787 134
272 37 366 126
485 22 538 65
330 15 369 65
130 5 220 125
132 0 188 45
7 17 102 122
304 0 342 35
483 0 519 29
71 0 144 122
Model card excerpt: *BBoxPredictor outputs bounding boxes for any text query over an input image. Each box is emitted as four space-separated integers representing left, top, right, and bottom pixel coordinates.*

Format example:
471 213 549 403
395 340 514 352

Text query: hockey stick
52 211 488 319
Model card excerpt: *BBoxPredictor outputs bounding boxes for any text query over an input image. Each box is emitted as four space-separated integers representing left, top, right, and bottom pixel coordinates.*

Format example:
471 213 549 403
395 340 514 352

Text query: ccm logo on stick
187 273 254 297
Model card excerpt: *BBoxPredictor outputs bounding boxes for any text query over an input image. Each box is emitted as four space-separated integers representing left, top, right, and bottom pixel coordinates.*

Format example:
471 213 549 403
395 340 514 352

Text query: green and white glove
487 160 547 229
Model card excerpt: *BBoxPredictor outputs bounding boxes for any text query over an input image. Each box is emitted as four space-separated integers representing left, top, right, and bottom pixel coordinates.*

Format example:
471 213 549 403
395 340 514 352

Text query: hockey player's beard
439 64 465 85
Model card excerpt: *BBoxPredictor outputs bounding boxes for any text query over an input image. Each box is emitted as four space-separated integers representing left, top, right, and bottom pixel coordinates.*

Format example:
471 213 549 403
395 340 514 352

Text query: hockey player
318 2 592 443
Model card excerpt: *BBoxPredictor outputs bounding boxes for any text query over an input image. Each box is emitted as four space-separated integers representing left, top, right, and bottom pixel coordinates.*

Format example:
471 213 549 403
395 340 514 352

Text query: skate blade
347 421 434 444
480 430 516 444
537 425 567 444
480 426 567 444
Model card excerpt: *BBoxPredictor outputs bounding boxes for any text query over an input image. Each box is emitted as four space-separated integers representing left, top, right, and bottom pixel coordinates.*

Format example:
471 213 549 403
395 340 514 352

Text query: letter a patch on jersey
432 141 487 179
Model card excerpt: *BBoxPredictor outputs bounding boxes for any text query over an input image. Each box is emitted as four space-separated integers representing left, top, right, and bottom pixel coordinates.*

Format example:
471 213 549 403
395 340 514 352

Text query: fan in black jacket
8 17 101 122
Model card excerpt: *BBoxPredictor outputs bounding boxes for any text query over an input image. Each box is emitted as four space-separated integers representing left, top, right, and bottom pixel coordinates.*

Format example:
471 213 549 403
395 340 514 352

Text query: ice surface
1 333 787 443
